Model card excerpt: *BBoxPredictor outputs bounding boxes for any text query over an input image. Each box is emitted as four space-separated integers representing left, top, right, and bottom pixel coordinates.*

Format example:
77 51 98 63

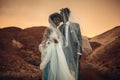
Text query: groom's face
60 11 69 23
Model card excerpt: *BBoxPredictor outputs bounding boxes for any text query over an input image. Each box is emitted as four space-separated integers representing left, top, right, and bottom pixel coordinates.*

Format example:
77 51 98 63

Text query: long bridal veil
82 36 92 54
61 8 92 80
65 8 92 55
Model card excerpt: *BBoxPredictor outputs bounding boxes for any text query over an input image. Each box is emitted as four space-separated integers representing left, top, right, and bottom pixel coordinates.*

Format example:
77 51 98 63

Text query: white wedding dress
39 26 75 80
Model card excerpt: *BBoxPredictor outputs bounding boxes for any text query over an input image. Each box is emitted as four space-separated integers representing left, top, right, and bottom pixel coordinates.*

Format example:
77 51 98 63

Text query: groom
59 8 82 80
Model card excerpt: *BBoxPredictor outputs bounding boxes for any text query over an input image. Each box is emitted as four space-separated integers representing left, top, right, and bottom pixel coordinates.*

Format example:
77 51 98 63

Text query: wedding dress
39 26 75 80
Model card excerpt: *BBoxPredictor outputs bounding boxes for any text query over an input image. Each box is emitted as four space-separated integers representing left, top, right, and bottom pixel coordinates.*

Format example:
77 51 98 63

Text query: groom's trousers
78 60 82 80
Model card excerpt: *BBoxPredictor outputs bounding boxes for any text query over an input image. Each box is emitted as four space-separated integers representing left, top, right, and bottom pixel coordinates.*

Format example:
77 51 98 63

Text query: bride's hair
49 13 62 22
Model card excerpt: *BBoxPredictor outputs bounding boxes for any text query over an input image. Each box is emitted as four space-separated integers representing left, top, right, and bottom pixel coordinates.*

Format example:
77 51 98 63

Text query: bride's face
53 17 61 27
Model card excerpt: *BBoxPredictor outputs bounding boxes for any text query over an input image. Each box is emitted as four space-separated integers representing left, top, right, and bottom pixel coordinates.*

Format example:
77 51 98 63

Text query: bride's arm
40 28 51 46
39 28 53 70
40 45 52 70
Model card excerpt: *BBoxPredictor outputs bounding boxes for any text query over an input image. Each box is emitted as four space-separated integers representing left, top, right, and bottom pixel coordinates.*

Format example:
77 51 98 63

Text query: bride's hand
40 63 44 70
53 38 58 43
50 38 58 43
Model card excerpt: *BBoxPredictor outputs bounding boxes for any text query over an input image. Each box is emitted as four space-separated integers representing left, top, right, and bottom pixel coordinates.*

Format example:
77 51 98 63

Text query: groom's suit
59 21 82 80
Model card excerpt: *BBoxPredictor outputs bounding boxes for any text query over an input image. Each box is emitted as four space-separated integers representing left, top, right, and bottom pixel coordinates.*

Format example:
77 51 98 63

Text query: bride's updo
49 13 62 22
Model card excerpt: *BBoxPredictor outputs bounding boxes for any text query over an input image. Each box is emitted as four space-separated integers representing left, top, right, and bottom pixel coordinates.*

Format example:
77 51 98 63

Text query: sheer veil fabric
64 10 92 55
59 8 92 80
39 18 75 80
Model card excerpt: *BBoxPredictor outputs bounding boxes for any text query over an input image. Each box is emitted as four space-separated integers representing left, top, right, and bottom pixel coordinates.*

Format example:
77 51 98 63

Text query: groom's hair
60 8 71 16
49 13 62 22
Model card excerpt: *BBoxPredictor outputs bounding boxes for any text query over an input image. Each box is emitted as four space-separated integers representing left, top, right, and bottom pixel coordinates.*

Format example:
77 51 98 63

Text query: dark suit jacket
59 22 82 60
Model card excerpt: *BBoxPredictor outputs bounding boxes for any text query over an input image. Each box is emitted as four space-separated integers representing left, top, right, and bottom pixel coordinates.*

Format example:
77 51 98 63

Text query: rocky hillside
90 26 120 45
86 26 120 80
0 26 120 80
0 26 47 80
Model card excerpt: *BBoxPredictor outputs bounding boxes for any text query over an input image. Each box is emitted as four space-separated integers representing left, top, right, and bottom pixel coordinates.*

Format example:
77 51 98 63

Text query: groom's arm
76 23 82 55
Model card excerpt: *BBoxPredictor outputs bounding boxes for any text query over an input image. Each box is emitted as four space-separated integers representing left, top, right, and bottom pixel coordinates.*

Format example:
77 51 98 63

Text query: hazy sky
0 0 120 37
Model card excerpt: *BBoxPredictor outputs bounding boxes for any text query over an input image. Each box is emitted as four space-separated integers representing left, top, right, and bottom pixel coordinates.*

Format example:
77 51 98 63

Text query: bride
39 13 75 80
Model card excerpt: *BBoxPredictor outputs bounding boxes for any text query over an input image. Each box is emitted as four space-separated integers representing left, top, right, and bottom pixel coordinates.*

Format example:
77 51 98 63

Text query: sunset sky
0 0 120 37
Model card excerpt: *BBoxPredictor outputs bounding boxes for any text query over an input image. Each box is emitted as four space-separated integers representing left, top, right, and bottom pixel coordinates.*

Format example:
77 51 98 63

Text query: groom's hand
77 53 82 60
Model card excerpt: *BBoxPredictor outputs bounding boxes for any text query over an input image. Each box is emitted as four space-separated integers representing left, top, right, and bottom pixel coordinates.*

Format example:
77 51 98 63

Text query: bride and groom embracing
39 8 84 80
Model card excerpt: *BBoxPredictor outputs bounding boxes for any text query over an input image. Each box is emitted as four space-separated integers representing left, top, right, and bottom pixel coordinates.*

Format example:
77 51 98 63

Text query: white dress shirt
65 21 70 47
